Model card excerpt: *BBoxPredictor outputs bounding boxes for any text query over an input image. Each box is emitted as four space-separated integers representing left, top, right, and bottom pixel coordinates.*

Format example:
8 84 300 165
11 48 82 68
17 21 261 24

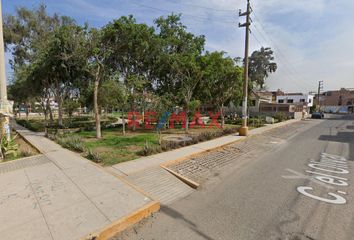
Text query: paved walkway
125 167 194 205
0 123 158 240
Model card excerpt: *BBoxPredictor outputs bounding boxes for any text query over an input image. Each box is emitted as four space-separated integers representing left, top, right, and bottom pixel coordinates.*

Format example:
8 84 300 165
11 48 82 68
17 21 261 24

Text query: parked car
311 112 323 119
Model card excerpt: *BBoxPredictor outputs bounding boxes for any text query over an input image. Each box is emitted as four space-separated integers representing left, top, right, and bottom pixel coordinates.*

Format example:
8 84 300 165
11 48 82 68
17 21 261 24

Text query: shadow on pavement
319 115 354 161
161 206 216 240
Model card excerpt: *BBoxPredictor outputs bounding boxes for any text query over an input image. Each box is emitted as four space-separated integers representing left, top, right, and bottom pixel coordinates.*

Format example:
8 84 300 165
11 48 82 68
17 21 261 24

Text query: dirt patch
125 145 142 152
16 134 39 155
94 146 113 153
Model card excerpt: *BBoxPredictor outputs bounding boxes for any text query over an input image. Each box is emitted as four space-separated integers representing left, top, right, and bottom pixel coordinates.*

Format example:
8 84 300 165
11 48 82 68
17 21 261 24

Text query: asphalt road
113 114 354 240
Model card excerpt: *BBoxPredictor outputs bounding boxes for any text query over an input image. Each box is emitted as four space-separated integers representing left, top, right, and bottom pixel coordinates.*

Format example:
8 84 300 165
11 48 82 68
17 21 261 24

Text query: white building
276 93 314 108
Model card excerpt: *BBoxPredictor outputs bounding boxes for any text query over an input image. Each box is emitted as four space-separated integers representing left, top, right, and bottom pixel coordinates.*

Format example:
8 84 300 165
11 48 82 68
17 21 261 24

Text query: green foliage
1 135 19 159
137 141 163 156
249 47 277 89
86 149 102 163
50 134 86 153
16 119 46 132
274 112 288 122
63 99 81 118
6 5 276 142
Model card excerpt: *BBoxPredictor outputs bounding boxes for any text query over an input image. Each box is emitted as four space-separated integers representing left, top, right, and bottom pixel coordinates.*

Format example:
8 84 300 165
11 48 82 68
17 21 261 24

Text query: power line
250 31 315 91
251 10 311 83
162 0 237 13
129 1 236 25
250 10 316 91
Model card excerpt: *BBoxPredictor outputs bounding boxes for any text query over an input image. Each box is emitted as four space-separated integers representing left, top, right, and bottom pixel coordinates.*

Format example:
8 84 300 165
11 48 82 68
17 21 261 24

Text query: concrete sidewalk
0 123 159 240
111 119 302 176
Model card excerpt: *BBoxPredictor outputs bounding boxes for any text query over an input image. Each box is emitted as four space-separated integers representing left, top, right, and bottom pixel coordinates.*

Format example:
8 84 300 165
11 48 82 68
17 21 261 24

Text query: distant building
238 90 312 119
317 88 354 113
276 93 314 109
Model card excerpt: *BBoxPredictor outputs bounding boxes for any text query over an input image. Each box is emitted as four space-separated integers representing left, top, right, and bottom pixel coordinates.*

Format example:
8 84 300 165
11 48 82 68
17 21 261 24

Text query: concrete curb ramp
83 201 160 240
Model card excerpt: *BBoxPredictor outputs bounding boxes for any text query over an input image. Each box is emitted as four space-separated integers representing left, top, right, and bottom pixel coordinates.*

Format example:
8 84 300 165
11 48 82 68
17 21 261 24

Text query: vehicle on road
311 112 323 119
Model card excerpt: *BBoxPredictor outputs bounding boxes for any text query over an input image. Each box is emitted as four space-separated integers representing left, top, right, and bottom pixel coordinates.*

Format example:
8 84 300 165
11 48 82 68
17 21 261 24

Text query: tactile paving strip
167 121 310 183
0 155 50 175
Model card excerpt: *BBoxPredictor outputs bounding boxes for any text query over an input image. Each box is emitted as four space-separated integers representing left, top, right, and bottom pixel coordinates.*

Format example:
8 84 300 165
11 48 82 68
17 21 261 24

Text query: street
113 114 354 240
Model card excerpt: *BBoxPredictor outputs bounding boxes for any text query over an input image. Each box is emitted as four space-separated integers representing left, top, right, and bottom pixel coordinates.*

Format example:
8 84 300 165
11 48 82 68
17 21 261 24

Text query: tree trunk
47 98 54 124
220 103 225 129
25 104 29 121
185 105 189 134
57 97 63 127
94 74 102 139
122 110 126 136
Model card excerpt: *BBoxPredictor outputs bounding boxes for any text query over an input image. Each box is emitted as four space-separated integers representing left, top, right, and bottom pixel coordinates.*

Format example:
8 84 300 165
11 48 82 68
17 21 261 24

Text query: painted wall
276 94 314 107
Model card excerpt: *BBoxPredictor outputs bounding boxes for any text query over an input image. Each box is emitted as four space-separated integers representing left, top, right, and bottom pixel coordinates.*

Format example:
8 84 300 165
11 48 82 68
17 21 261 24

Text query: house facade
276 93 314 108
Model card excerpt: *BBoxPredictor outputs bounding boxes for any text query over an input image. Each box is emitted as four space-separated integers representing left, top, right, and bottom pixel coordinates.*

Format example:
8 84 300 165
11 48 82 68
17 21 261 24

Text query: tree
3 4 75 66
63 99 80 120
172 54 203 132
153 14 205 96
86 28 108 139
153 14 205 132
199 52 243 128
102 16 157 131
249 47 277 89
4 5 85 127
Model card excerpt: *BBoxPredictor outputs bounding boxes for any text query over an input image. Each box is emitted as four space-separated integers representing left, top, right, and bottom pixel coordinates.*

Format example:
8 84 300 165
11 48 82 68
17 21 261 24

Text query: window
278 99 284 103
287 99 294 103
309 99 312 103
300 99 306 103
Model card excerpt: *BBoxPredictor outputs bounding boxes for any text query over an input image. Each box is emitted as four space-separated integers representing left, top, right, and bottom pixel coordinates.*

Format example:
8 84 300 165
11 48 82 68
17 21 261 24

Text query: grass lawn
75 128 160 165
17 117 271 166
70 124 239 165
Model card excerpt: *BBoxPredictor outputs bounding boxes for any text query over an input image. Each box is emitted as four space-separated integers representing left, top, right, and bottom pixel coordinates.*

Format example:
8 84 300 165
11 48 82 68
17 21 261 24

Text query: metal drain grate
0 155 50 175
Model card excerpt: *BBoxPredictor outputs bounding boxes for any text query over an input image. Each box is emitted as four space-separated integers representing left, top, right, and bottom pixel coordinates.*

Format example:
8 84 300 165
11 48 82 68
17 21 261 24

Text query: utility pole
317 81 323 111
0 0 12 144
239 0 252 136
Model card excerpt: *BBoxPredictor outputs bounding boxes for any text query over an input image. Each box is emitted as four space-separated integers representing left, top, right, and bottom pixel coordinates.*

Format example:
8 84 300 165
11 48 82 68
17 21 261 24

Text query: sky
2 0 354 93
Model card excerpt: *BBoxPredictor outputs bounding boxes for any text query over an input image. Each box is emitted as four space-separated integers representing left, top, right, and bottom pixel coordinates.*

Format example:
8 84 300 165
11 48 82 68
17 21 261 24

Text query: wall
276 94 314 107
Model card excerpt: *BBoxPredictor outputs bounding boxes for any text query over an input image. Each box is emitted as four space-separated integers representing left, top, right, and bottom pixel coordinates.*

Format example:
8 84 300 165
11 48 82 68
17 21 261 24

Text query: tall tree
154 14 205 132
102 16 157 131
249 47 277 89
199 52 243 128
4 5 83 127
42 24 89 127
87 28 108 139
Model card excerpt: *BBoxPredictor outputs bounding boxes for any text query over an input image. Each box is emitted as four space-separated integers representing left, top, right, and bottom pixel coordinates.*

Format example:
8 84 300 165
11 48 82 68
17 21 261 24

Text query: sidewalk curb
83 201 160 240
160 165 200 189
12 127 43 154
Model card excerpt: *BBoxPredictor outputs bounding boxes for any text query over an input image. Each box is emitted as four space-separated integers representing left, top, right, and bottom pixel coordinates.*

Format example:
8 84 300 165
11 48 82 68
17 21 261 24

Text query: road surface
113 114 354 240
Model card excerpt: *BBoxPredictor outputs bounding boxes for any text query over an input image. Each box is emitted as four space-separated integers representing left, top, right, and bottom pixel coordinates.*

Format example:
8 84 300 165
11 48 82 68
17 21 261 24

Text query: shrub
274 112 287 122
1 135 19 159
20 148 33 158
137 141 163 156
51 134 86 153
16 119 45 132
86 149 102 163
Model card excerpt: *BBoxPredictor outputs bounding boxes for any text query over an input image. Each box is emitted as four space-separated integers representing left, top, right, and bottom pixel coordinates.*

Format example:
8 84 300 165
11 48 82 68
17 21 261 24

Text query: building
259 102 306 119
276 93 314 109
317 88 354 113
